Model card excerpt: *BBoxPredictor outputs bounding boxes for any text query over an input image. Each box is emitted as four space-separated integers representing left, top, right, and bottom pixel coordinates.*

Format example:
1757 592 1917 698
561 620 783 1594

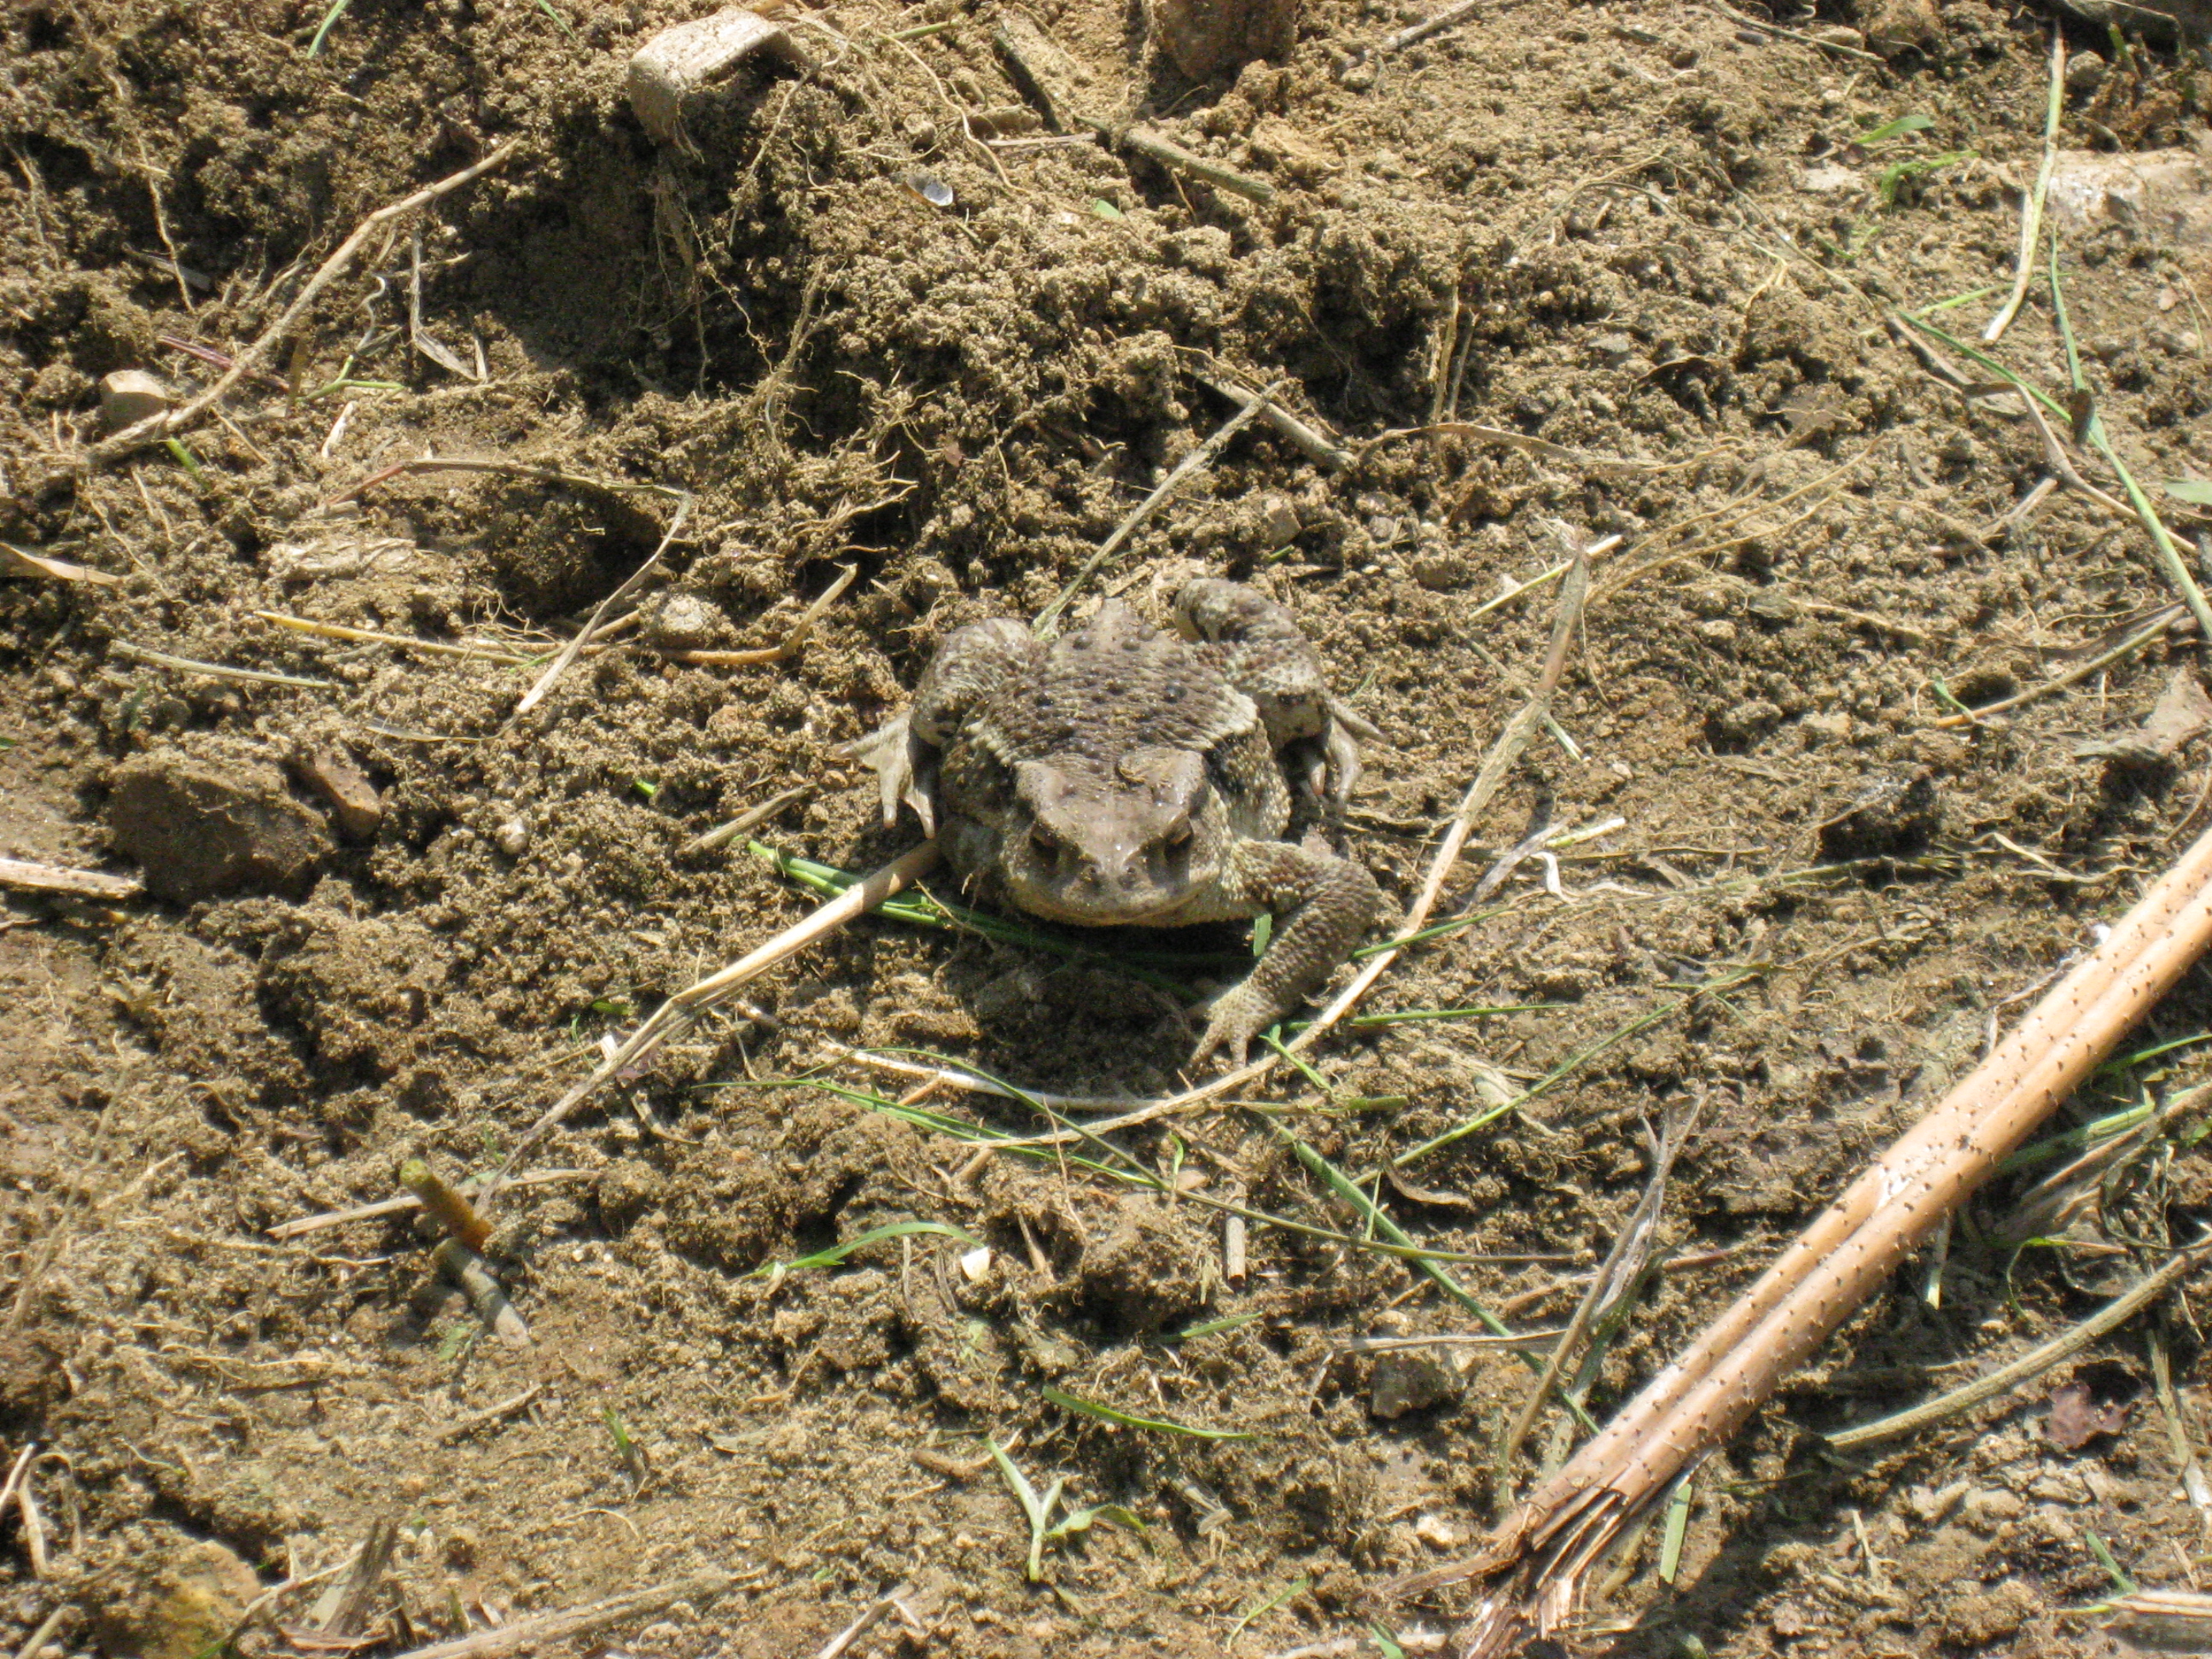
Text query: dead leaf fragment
2046 1380 2129 1450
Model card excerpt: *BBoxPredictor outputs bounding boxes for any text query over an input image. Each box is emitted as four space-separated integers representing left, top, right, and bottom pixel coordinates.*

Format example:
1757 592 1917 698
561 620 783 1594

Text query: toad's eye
1161 816 1193 846
1029 824 1060 856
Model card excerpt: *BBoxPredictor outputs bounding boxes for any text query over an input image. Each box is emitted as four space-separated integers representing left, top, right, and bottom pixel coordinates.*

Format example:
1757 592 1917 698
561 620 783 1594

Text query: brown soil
7 0 2212 1652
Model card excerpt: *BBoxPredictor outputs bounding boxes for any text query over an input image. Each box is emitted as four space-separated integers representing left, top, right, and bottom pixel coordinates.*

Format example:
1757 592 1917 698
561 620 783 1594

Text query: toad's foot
1188 837 1378 1068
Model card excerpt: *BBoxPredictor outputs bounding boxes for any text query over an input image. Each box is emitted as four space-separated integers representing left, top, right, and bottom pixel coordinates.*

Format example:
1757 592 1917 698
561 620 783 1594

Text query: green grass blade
1225 1575 1309 1639
1042 1384 1257 1441
1658 1474 1695 1583
306 0 352 55
754 1219 979 1278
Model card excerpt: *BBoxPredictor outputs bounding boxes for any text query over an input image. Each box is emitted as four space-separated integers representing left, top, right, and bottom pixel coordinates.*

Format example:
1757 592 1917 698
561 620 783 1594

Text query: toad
856 579 1380 1066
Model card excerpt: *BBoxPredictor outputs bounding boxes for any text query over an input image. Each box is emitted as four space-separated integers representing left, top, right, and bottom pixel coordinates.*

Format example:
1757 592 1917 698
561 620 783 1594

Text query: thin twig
1828 1244 2206 1447
381 1570 738 1659
1190 372 1353 471
267 1168 587 1240
109 639 337 690
1701 0 1883 61
1929 606 2186 730
434 1382 544 1442
513 495 693 718
1431 819 2212 1651
482 842 940 1201
814 1583 918 1659
680 784 815 856
1383 0 1479 50
1084 118 1275 204
90 144 518 463
1034 386 1279 632
1984 26 2064 345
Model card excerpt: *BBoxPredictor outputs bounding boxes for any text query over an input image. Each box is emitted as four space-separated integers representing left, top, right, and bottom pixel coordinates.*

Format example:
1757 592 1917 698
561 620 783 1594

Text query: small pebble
493 817 530 857
1414 1513 1464 1549
2064 51 2106 95
644 594 724 654
99 368 172 433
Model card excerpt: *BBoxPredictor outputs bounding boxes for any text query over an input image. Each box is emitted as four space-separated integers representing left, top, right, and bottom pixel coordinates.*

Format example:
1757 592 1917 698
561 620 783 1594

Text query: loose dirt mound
7 0 2212 1652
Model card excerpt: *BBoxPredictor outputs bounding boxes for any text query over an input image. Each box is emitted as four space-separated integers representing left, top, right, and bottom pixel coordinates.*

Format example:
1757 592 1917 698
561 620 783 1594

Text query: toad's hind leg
1172 578 1377 809
1190 836 1379 1068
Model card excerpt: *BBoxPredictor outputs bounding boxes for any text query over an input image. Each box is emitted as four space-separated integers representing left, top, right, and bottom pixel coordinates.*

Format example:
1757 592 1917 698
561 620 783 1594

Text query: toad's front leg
1188 837 1380 1068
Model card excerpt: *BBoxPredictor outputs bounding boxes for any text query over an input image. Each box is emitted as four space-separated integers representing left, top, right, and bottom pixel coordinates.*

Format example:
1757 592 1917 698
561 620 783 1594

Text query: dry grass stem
513 494 692 718
484 841 940 1198
110 638 337 690
1930 605 2186 729
815 1582 921 1659
1420 818 2212 1653
1 542 120 585
1499 1107 1693 1481
661 563 857 666
1983 26 2064 345
11 1608 70 1659
1035 383 1280 631
1826 1243 2206 1448
253 610 537 665
321 456 690 509
90 143 518 464
383 1569 738 1659
434 1383 544 1443
680 783 815 856
1701 0 1882 60
1191 371 1352 470
265 1168 586 1240
1383 0 1479 51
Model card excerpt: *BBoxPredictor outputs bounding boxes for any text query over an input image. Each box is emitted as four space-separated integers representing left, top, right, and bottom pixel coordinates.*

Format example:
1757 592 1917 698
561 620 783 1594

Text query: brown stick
1418 818 2212 1652
89 143 518 464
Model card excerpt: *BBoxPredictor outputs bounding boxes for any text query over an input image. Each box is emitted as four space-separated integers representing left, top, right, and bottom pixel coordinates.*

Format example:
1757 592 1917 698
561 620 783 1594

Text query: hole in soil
449 479 667 620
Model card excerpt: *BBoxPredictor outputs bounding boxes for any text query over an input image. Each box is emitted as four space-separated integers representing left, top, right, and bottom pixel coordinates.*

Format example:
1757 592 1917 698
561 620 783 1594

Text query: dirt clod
1074 1201 1214 1334
104 750 330 902
84 1531 262 1659
1149 0 1297 81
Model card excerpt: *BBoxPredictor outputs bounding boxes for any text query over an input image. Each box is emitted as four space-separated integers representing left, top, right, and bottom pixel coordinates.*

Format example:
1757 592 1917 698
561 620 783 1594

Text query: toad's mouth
1001 866 1205 928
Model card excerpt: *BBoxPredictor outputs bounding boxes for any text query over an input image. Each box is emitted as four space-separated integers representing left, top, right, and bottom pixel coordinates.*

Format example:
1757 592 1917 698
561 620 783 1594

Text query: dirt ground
9 0 2212 1650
